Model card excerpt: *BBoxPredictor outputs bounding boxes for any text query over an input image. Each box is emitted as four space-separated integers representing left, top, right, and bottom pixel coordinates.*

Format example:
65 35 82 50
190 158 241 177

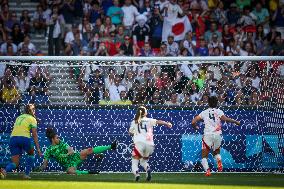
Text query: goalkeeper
39 128 117 175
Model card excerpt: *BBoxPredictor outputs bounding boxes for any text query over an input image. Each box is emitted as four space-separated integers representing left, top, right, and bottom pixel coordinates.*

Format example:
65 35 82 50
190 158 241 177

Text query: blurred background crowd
0 0 283 106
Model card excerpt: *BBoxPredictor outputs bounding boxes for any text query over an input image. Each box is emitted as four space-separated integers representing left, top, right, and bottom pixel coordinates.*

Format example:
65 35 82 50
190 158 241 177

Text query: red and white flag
162 16 192 42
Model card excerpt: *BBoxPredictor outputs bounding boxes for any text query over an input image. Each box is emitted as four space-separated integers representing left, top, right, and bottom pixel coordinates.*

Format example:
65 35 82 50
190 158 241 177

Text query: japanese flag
162 16 192 42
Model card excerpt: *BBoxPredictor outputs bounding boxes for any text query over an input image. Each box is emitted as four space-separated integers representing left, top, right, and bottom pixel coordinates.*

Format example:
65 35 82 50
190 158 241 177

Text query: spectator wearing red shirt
104 31 119 56
187 5 206 41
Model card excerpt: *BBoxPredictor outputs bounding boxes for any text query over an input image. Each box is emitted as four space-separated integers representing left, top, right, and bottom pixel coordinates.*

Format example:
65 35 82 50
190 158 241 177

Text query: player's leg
213 134 223 172
6 156 19 170
66 157 96 175
0 167 6 177
5 137 22 176
80 140 118 160
132 143 143 181
140 144 154 181
23 138 35 178
201 135 212 176
93 154 104 173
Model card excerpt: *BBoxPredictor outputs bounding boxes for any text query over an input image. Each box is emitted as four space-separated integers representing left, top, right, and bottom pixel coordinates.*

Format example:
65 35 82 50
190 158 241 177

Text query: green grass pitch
1 173 284 189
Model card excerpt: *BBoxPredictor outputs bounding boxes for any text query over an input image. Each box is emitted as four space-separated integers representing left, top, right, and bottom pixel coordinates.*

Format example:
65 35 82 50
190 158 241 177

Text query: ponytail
134 106 146 124
134 110 142 124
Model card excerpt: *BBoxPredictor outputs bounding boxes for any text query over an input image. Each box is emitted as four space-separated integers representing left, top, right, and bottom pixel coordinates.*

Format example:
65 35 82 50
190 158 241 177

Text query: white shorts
132 142 154 158
202 134 222 151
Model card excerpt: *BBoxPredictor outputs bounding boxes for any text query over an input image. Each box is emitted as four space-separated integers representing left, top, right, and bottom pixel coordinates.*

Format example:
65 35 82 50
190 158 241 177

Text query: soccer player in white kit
129 106 172 181
191 96 240 176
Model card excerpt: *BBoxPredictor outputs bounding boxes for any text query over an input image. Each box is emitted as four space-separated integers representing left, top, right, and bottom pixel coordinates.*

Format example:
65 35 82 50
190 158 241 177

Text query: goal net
0 56 283 173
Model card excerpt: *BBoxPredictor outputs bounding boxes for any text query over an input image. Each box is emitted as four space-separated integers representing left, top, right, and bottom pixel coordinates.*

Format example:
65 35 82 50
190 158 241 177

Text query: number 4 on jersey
138 123 147 133
209 113 216 122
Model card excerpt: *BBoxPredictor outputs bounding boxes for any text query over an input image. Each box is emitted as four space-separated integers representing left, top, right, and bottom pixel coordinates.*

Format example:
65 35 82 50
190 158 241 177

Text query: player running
38 127 117 175
0 104 42 179
129 106 172 181
191 96 240 176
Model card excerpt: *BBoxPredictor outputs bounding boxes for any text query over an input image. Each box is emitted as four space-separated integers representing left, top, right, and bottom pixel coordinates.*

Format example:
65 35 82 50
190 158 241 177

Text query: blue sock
5 162 16 172
25 155 34 176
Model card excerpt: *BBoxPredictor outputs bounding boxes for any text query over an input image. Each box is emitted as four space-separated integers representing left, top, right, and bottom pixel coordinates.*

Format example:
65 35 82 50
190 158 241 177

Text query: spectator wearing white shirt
104 68 116 90
237 6 257 27
15 67 30 94
17 35 37 55
162 0 183 21
0 35 17 55
165 35 179 56
279 64 284 78
182 31 196 56
156 0 169 11
64 24 82 45
208 33 224 55
46 5 65 56
239 42 255 59
0 63 7 78
122 0 140 35
109 75 127 101
179 63 199 80
190 83 200 104
226 38 241 56
161 0 186 42
122 70 136 91
250 69 260 90
83 0 92 15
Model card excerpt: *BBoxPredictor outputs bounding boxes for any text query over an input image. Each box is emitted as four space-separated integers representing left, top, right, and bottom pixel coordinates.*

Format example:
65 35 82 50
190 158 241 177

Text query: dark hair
208 96 218 108
46 127 56 142
25 104 35 116
134 106 146 124
243 5 251 11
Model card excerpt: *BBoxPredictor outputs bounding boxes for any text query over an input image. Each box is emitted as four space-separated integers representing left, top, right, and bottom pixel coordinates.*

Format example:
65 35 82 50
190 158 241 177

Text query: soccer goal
0 56 283 173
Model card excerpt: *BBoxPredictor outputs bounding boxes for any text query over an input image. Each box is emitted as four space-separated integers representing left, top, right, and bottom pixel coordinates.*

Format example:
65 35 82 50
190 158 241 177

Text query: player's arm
191 115 202 130
31 128 42 156
37 150 50 171
129 121 135 136
220 115 240 125
61 141 74 156
41 159 48 170
156 120 172 128
129 130 134 136
67 146 74 155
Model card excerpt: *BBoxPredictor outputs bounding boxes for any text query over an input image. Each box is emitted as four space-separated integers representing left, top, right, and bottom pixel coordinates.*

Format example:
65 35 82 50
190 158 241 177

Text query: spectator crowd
0 0 283 106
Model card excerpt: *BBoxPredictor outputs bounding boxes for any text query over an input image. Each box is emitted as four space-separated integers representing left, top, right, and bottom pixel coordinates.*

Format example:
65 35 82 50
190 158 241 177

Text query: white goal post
0 55 283 62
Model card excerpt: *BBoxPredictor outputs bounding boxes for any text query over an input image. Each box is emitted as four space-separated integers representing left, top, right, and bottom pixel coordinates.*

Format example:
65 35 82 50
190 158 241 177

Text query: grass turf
1 173 284 189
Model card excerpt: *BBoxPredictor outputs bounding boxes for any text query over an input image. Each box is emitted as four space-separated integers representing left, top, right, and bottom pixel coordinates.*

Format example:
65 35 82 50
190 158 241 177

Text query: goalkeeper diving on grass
38 127 118 175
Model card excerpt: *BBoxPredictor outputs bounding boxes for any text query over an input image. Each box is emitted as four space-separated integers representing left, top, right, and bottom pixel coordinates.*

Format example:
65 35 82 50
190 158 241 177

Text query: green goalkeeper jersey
44 141 82 169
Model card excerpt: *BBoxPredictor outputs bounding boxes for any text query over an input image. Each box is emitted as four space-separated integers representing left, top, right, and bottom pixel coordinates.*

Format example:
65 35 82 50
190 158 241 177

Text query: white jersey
129 117 157 145
199 108 224 135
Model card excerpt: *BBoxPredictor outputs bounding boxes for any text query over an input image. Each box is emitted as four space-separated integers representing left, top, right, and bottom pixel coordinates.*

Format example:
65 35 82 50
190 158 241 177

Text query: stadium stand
0 0 283 105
